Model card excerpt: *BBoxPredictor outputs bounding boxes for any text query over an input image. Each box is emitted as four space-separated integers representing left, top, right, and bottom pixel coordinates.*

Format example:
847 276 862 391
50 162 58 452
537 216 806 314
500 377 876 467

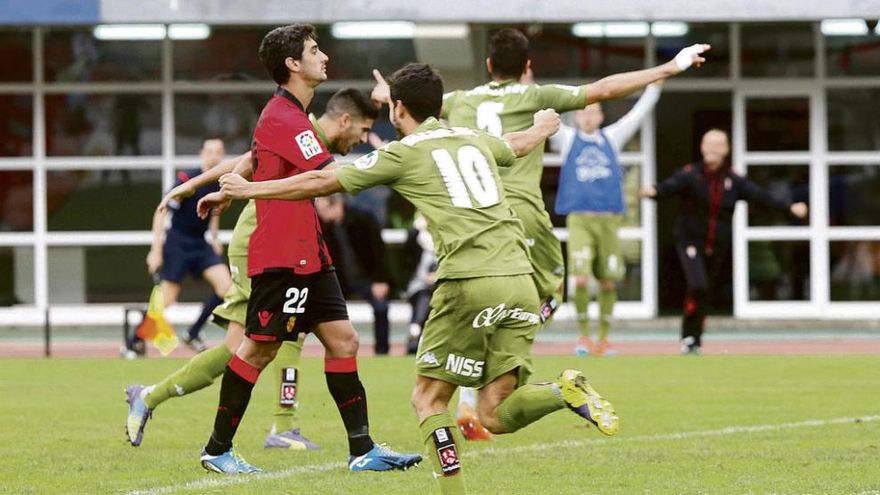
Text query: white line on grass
126 415 879 495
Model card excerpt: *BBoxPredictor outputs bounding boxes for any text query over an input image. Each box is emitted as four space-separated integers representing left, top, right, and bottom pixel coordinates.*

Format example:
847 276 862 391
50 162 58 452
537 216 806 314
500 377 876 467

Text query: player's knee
327 327 360 357
477 409 504 434
575 275 589 289
599 279 616 292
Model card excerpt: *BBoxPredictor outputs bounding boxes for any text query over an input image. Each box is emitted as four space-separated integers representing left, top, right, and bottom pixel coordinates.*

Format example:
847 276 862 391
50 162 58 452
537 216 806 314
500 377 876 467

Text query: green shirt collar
488 79 518 89
413 116 444 133
309 113 330 148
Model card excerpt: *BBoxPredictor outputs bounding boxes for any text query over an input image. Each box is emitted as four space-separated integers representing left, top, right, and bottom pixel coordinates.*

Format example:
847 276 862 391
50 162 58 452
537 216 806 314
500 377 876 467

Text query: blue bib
555 129 625 215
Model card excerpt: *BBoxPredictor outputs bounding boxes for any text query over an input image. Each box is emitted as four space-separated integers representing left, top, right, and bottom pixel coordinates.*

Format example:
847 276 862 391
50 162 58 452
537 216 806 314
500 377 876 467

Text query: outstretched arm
157 151 251 213
222 171 343 202
584 44 709 105
503 109 561 157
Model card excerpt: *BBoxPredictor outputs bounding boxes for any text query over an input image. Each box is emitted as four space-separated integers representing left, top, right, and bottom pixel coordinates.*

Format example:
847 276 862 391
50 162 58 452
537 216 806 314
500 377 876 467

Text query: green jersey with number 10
442 80 588 212
334 117 533 281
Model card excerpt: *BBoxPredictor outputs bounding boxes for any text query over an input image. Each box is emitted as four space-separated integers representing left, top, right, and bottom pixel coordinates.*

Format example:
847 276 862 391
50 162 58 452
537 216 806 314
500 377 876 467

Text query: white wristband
674 44 705 72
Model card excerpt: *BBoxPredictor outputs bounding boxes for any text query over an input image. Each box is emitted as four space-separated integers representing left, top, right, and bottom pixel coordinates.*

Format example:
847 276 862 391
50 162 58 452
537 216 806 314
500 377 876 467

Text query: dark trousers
350 282 390 355
675 243 731 347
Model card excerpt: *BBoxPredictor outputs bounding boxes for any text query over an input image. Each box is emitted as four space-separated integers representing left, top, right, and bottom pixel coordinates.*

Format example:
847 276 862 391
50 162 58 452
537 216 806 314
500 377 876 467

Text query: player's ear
339 112 352 128
285 56 300 74
485 57 492 76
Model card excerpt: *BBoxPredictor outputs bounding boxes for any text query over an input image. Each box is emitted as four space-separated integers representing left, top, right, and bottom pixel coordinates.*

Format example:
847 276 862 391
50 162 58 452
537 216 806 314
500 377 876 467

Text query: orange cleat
457 414 494 441
596 338 618 357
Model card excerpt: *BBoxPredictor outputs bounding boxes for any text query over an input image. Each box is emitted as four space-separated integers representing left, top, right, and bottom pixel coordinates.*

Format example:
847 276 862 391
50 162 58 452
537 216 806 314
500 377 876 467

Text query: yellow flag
144 285 179 356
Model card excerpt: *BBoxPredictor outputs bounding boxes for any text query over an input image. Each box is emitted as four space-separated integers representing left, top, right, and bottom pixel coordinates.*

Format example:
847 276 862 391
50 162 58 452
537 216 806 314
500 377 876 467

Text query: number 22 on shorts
283 287 309 314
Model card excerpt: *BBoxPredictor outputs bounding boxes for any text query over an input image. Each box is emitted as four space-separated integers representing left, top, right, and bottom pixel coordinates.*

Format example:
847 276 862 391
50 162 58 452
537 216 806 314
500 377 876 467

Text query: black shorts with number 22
246 268 349 342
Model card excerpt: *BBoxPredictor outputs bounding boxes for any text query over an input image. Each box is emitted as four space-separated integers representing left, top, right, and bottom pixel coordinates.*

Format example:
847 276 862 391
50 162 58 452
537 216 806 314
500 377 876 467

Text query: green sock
598 287 617 341
495 383 565 433
144 344 232 409
269 337 305 432
574 285 591 337
420 413 467 494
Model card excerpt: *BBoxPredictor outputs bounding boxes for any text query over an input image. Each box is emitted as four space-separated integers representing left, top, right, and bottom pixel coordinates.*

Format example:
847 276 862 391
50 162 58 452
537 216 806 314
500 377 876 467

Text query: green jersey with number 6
334 117 532 281
442 80 587 212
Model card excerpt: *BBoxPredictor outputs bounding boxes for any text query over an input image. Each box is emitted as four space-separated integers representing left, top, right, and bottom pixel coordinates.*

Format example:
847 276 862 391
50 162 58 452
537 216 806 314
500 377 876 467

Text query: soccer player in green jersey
124 88 378 451
423 28 709 437
210 63 620 495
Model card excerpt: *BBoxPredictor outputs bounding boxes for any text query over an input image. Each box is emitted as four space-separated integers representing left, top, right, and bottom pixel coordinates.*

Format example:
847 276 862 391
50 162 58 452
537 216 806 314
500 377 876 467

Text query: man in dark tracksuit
642 129 808 354
315 194 392 354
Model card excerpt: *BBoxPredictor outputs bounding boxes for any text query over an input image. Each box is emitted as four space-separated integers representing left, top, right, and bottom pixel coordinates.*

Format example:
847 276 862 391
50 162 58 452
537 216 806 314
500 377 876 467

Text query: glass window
825 33 880 77
746 97 809 151
827 88 880 151
0 30 33 82
0 246 34 305
748 240 810 301
43 29 161 82
173 27 267 81
654 22 730 78
47 169 161 231
829 165 880 227
49 245 220 303
0 171 34 232
740 23 814 78
745 165 809 227
45 94 162 156
523 24 644 79
619 240 642 301
0 94 33 157
318 26 418 80
175 93 266 154
830 241 880 301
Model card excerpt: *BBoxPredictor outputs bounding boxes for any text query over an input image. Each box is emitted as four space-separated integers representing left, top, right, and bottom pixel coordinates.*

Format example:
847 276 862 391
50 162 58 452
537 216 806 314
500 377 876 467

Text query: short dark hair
325 88 379 122
488 28 529 79
258 24 318 85
387 63 444 123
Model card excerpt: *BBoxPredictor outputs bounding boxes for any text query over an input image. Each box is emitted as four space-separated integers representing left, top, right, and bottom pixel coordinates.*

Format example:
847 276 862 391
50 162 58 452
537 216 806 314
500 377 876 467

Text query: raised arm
640 167 691 200
584 44 709 105
604 81 663 151
502 109 560 157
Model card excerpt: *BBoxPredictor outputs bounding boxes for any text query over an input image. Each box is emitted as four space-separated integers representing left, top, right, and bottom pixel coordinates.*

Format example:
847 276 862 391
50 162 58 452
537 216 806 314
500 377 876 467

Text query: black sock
205 355 260 456
325 357 373 456
189 293 223 340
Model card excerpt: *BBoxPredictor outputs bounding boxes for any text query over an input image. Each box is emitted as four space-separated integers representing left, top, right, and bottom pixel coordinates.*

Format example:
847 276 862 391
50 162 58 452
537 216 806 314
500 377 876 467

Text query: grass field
1 354 879 494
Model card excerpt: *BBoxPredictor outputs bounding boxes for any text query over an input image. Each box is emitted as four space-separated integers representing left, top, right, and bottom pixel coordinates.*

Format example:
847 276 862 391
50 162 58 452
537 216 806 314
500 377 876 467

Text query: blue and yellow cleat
125 384 153 446
556 369 619 436
348 444 422 472
200 448 263 474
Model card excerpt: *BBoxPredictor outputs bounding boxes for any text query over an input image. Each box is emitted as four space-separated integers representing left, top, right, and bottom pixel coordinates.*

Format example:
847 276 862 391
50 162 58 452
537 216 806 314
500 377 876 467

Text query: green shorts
212 255 249 329
415 274 540 389
566 213 625 281
511 203 564 301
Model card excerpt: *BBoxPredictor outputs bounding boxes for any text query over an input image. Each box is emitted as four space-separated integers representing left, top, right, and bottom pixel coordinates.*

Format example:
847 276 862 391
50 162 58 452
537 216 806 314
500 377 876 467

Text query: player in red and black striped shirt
199 24 420 474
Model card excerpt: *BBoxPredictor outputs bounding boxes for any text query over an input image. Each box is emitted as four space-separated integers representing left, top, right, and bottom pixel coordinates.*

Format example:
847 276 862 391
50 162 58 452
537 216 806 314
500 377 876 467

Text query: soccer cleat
125 384 153 447
556 369 619 436
596 338 619 357
200 448 263 474
348 443 422 472
681 337 702 355
457 414 494 441
263 427 321 450
574 336 594 357
183 335 208 353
